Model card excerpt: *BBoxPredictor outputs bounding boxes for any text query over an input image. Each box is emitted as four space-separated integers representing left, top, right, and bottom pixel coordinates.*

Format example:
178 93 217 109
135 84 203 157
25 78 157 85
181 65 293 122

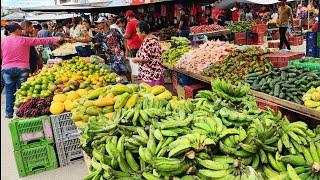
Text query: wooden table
166 65 320 121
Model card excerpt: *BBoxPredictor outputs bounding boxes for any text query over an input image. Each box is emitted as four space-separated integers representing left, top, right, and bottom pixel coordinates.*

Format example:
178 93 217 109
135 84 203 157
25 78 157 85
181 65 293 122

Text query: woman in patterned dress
132 21 164 86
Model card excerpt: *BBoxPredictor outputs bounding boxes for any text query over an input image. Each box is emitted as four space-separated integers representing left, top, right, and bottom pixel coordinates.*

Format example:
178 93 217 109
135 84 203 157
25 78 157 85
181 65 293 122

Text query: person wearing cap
93 17 128 77
123 10 142 57
70 17 92 57
132 21 164 86
178 8 190 38
1 22 63 119
231 7 240 22
21 20 43 74
277 0 293 51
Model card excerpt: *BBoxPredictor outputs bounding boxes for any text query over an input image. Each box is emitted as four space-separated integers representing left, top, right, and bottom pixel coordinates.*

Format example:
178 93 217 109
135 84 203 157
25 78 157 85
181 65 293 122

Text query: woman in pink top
1 22 62 118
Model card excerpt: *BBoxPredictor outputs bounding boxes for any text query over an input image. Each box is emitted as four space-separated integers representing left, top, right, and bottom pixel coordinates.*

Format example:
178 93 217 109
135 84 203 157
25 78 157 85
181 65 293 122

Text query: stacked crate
306 32 319 57
9 116 58 177
50 112 83 167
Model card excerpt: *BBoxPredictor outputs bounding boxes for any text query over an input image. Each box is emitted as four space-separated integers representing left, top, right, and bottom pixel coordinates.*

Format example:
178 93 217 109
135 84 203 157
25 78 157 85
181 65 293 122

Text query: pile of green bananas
162 45 191 66
80 80 320 180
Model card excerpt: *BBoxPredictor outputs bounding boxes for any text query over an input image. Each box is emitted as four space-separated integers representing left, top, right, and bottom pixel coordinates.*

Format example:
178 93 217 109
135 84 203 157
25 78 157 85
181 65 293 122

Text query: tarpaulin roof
1 12 26 20
217 0 295 9
26 13 79 21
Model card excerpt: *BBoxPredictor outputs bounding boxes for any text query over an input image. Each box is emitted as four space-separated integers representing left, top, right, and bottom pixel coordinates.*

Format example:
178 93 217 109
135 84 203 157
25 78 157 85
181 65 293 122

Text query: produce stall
79 80 320 179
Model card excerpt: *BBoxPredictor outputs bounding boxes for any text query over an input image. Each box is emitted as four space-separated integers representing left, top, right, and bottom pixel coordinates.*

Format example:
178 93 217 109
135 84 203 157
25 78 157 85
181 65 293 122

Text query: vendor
69 17 92 57
178 8 190 38
132 21 164 86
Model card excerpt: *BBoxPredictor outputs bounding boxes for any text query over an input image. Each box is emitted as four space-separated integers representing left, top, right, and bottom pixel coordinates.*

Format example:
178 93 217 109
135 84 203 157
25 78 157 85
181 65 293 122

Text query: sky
1 0 55 8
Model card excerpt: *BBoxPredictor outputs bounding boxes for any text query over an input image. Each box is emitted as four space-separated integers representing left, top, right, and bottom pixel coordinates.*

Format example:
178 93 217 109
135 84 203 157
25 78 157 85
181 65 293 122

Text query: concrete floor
1 40 307 180
1 92 88 180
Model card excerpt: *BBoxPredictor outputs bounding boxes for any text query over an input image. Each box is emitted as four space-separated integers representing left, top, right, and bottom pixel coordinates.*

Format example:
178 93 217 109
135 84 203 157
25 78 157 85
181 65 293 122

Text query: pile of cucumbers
80 80 320 180
247 67 320 105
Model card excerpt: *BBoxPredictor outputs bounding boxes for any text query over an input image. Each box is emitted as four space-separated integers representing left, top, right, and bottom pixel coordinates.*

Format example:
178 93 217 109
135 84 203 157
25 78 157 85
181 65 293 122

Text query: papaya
111 84 132 95
71 111 83 122
114 92 130 109
150 85 166 95
140 82 152 92
102 105 114 114
85 87 106 100
74 121 86 128
125 94 139 108
86 106 102 116
84 100 95 107
127 84 138 92
94 96 115 107
156 90 172 100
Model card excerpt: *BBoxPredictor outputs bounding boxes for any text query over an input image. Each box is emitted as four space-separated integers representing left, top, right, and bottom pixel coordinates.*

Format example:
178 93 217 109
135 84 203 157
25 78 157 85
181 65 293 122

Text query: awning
26 13 80 21
21 4 110 12
100 0 173 7
216 0 295 9
1 12 26 20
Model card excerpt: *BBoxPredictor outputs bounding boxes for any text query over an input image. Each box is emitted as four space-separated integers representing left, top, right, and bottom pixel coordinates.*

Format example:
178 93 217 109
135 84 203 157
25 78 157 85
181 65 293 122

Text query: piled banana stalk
80 79 320 180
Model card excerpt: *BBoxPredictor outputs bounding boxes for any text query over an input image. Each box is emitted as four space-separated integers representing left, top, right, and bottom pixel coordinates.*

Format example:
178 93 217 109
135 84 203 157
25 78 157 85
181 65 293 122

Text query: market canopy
21 4 110 12
1 12 26 20
216 0 295 9
26 13 80 21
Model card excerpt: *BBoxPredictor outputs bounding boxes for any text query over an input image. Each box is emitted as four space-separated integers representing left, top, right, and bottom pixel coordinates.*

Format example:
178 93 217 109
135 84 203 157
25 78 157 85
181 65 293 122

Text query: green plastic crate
14 143 58 177
288 58 320 71
9 116 54 150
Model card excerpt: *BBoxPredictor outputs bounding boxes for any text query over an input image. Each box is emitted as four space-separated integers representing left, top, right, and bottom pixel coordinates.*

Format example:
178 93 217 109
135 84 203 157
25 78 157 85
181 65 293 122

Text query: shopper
245 9 253 21
132 21 164 86
178 8 190 38
1 22 62 118
21 20 43 74
37 22 52 48
82 19 94 38
271 10 279 21
278 0 293 51
70 17 92 57
110 18 125 36
124 10 142 57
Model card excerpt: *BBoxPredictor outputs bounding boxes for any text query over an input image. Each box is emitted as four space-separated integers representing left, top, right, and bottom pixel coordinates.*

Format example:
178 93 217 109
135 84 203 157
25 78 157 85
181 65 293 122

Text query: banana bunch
192 116 239 143
264 142 320 179
219 107 256 127
211 79 251 103
218 127 260 166
166 133 216 158
277 120 316 154
195 90 218 102
198 158 263 180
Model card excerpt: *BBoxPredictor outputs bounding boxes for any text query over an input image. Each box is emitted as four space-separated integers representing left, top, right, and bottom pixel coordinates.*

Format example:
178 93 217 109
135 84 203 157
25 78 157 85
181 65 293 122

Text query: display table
165 65 320 121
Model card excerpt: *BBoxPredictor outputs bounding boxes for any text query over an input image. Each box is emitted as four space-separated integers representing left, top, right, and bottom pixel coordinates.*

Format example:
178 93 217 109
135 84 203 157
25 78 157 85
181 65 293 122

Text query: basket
9 116 54 150
50 112 78 141
55 135 83 167
14 143 58 177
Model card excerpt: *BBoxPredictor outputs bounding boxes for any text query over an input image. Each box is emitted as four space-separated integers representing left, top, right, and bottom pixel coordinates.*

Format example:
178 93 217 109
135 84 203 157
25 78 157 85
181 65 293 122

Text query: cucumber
274 83 281 97
282 84 296 88
293 96 303 105
281 71 288 80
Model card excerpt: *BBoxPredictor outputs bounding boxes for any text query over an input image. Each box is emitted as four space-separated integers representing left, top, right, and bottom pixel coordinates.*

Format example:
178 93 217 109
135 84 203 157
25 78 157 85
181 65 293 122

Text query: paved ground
1 92 87 180
1 40 306 180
